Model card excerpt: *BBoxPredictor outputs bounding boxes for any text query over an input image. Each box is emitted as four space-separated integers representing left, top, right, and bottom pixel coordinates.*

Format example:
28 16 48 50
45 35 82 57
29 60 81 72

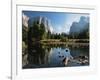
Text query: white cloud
49 26 54 33
53 25 62 34
53 24 69 34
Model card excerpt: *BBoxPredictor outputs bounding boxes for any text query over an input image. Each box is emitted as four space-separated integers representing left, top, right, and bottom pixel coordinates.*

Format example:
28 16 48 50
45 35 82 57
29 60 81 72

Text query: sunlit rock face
69 16 89 36
22 13 29 28
28 16 53 33
22 14 29 67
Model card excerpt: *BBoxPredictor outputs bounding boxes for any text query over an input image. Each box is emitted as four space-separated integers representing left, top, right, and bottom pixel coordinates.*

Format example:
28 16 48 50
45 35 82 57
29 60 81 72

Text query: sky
23 11 89 34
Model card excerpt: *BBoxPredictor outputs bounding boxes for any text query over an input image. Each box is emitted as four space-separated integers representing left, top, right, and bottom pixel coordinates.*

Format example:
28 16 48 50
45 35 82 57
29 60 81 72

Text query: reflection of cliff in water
69 45 89 60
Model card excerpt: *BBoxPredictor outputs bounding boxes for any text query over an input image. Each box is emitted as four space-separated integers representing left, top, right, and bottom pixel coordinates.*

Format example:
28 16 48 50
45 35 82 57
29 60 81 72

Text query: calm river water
22 43 89 69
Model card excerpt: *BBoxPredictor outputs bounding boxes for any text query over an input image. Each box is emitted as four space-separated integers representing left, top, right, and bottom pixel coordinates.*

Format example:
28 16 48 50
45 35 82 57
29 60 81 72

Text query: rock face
28 16 53 33
22 13 29 28
69 16 89 37
22 14 29 42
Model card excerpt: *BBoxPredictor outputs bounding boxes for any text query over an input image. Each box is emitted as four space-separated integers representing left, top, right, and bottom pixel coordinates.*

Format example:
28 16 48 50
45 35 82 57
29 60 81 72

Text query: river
22 43 89 69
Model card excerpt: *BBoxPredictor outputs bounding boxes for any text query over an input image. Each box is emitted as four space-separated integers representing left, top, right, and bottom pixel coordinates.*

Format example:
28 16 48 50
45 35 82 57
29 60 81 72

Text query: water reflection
23 43 89 69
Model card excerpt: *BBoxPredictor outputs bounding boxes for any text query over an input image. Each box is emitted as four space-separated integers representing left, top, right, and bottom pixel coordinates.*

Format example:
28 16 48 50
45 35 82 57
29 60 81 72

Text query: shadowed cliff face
69 16 89 38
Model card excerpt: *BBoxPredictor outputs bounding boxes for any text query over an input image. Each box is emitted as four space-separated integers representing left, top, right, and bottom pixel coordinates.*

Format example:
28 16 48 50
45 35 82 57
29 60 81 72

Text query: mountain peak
69 16 89 36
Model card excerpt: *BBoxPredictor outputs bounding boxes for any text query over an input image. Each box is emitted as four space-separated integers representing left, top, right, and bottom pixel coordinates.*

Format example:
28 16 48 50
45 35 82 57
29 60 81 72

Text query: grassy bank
38 39 89 46
40 39 89 43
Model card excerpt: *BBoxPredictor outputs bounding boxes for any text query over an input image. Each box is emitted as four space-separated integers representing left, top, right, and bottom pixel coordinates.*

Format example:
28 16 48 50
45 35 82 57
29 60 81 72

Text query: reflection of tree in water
28 42 46 65
28 43 68 63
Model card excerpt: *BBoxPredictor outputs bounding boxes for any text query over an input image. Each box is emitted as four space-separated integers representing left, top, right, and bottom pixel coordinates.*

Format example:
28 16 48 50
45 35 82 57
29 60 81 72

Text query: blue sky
23 11 89 34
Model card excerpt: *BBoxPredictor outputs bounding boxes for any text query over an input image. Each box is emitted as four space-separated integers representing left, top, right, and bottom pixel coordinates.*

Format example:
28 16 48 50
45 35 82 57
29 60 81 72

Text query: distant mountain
69 16 89 38
28 16 53 33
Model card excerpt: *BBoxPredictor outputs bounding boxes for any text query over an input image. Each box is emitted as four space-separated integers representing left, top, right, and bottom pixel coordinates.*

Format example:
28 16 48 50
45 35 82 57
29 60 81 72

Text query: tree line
23 20 89 43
